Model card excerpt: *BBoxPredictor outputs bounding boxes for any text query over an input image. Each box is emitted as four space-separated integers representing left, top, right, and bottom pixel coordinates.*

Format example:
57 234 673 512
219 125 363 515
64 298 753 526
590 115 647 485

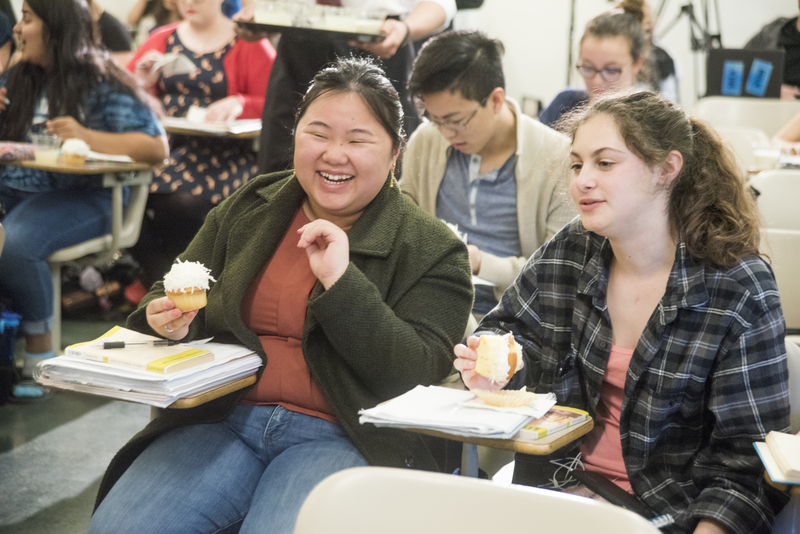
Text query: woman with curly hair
456 91 790 534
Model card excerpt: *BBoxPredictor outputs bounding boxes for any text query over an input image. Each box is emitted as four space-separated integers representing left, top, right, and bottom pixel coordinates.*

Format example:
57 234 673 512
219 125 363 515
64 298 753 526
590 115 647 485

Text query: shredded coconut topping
61 138 90 156
163 260 216 292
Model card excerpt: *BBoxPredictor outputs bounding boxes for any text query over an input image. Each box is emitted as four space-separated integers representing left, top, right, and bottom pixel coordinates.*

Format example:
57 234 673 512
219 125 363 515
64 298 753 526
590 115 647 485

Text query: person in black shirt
88 0 132 54
743 11 800 100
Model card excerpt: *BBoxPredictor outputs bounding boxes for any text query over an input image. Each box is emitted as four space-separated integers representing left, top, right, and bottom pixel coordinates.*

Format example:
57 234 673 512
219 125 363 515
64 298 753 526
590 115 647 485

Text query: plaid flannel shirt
482 219 790 534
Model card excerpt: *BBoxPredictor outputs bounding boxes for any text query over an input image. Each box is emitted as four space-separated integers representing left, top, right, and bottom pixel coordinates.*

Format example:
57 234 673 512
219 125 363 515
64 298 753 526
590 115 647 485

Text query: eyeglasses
575 63 629 82
426 98 487 132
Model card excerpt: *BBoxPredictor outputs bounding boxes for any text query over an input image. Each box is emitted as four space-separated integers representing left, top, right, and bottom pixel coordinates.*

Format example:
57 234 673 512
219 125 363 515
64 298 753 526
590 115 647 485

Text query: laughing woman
89 57 473 533
0 0 166 392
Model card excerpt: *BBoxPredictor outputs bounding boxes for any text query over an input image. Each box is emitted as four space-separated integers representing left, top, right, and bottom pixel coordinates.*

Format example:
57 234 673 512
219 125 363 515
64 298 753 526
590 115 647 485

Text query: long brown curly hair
562 91 762 268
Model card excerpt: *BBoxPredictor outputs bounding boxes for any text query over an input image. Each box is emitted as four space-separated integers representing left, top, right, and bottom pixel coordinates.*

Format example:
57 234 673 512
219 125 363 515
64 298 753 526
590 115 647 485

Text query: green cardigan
95 171 473 508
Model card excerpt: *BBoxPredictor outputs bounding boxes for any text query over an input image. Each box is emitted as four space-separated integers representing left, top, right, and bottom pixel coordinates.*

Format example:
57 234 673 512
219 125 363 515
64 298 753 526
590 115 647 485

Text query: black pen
95 340 181 349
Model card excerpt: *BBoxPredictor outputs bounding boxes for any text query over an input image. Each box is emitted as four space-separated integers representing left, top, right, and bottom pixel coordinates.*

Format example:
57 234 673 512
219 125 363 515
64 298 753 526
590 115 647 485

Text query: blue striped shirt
436 148 519 314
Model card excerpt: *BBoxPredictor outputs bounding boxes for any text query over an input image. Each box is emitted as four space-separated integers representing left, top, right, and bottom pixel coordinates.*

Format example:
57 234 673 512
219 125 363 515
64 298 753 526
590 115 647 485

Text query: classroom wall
455 0 797 110
11 0 799 110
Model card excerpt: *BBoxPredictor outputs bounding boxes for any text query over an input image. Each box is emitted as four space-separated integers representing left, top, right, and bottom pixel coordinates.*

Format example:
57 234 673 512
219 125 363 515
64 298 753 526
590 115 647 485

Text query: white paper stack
359 385 556 439
35 341 262 408
160 116 262 136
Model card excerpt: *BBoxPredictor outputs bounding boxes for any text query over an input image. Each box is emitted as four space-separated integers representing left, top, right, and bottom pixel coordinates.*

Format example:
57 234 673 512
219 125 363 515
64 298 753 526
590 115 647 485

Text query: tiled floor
0 311 151 534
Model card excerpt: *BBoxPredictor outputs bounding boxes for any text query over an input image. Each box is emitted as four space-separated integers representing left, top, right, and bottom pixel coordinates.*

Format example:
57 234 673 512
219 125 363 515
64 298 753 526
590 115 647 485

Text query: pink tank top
579 344 634 491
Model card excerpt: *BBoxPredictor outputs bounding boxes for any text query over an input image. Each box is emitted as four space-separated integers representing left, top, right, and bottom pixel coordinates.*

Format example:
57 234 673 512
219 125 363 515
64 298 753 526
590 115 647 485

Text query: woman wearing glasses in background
539 0 648 128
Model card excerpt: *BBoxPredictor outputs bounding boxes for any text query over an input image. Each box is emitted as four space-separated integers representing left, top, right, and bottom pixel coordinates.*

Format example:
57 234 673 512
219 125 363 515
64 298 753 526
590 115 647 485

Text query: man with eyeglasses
401 30 574 318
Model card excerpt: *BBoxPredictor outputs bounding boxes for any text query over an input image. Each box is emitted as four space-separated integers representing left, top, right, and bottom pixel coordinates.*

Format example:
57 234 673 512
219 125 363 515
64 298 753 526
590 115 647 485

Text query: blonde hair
561 91 761 268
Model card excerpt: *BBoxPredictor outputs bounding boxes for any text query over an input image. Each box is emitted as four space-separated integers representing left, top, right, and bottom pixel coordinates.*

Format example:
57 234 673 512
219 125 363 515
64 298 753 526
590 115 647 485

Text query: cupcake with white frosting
61 138 90 166
163 260 216 312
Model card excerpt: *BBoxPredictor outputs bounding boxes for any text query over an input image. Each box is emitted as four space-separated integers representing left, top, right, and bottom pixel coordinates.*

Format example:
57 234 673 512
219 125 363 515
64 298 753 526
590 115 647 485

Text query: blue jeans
89 405 369 534
0 187 113 335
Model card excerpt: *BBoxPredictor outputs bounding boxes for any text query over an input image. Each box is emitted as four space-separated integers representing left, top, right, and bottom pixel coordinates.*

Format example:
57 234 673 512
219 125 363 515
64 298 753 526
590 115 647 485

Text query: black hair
408 30 504 104
0 0 15 25
295 56 405 153
0 0 147 141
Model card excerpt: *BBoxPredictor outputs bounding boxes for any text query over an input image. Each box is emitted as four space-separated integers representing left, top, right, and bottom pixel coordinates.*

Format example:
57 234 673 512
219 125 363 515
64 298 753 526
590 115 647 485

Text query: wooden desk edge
163 126 261 139
10 158 152 173
410 418 594 455
168 374 256 409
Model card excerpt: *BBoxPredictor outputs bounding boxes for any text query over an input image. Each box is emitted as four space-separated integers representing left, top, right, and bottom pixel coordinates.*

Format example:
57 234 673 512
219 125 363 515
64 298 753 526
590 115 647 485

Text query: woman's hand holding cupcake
454 336 506 391
149 260 215 338
145 297 198 340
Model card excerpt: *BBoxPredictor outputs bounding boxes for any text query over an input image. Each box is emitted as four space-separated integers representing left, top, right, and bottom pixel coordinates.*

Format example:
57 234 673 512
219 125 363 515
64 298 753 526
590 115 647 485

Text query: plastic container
0 310 21 405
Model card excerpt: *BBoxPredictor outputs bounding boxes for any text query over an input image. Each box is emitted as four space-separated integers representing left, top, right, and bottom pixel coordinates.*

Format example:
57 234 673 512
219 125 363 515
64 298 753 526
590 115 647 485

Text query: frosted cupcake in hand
163 260 216 312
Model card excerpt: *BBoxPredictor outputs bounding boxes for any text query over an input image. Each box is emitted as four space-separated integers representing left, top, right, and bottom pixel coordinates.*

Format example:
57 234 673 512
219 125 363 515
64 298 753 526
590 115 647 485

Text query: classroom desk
405 417 594 478
167 374 257 409
9 157 154 266
13 156 259 412
149 374 258 419
7 157 154 356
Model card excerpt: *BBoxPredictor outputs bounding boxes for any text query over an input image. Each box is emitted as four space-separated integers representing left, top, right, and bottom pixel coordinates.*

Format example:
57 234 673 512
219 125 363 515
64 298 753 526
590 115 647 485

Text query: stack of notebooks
35 326 262 408
359 385 559 439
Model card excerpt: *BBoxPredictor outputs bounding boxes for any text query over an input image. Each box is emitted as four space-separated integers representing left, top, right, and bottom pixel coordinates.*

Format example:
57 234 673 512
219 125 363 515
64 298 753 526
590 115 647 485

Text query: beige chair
48 168 152 354
294 466 661 534
786 341 800 434
715 126 771 177
750 170 800 231
750 170 800 333
762 229 800 333
693 97 800 138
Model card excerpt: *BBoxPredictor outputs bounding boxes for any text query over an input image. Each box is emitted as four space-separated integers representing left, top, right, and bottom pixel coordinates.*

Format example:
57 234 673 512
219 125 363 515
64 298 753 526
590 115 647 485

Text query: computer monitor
706 48 785 98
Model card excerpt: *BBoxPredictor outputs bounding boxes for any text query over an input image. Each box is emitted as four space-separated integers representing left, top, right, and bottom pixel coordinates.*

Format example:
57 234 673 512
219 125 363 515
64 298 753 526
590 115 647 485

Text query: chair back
693 97 800 137
48 177 150 264
715 126 771 176
762 229 800 333
293 467 660 534
786 341 800 434
751 170 800 332
750 170 800 231
47 169 152 354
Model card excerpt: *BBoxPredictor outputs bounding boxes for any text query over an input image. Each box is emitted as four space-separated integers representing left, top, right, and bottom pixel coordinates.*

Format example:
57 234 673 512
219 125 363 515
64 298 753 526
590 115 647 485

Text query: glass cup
356 9 387 36
750 142 780 173
30 133 62 165
254 0 295 26
321 6 357 32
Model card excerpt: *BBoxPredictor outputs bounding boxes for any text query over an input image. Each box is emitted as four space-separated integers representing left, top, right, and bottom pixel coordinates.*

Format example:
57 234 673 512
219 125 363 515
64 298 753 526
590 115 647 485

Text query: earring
390 162 396 188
